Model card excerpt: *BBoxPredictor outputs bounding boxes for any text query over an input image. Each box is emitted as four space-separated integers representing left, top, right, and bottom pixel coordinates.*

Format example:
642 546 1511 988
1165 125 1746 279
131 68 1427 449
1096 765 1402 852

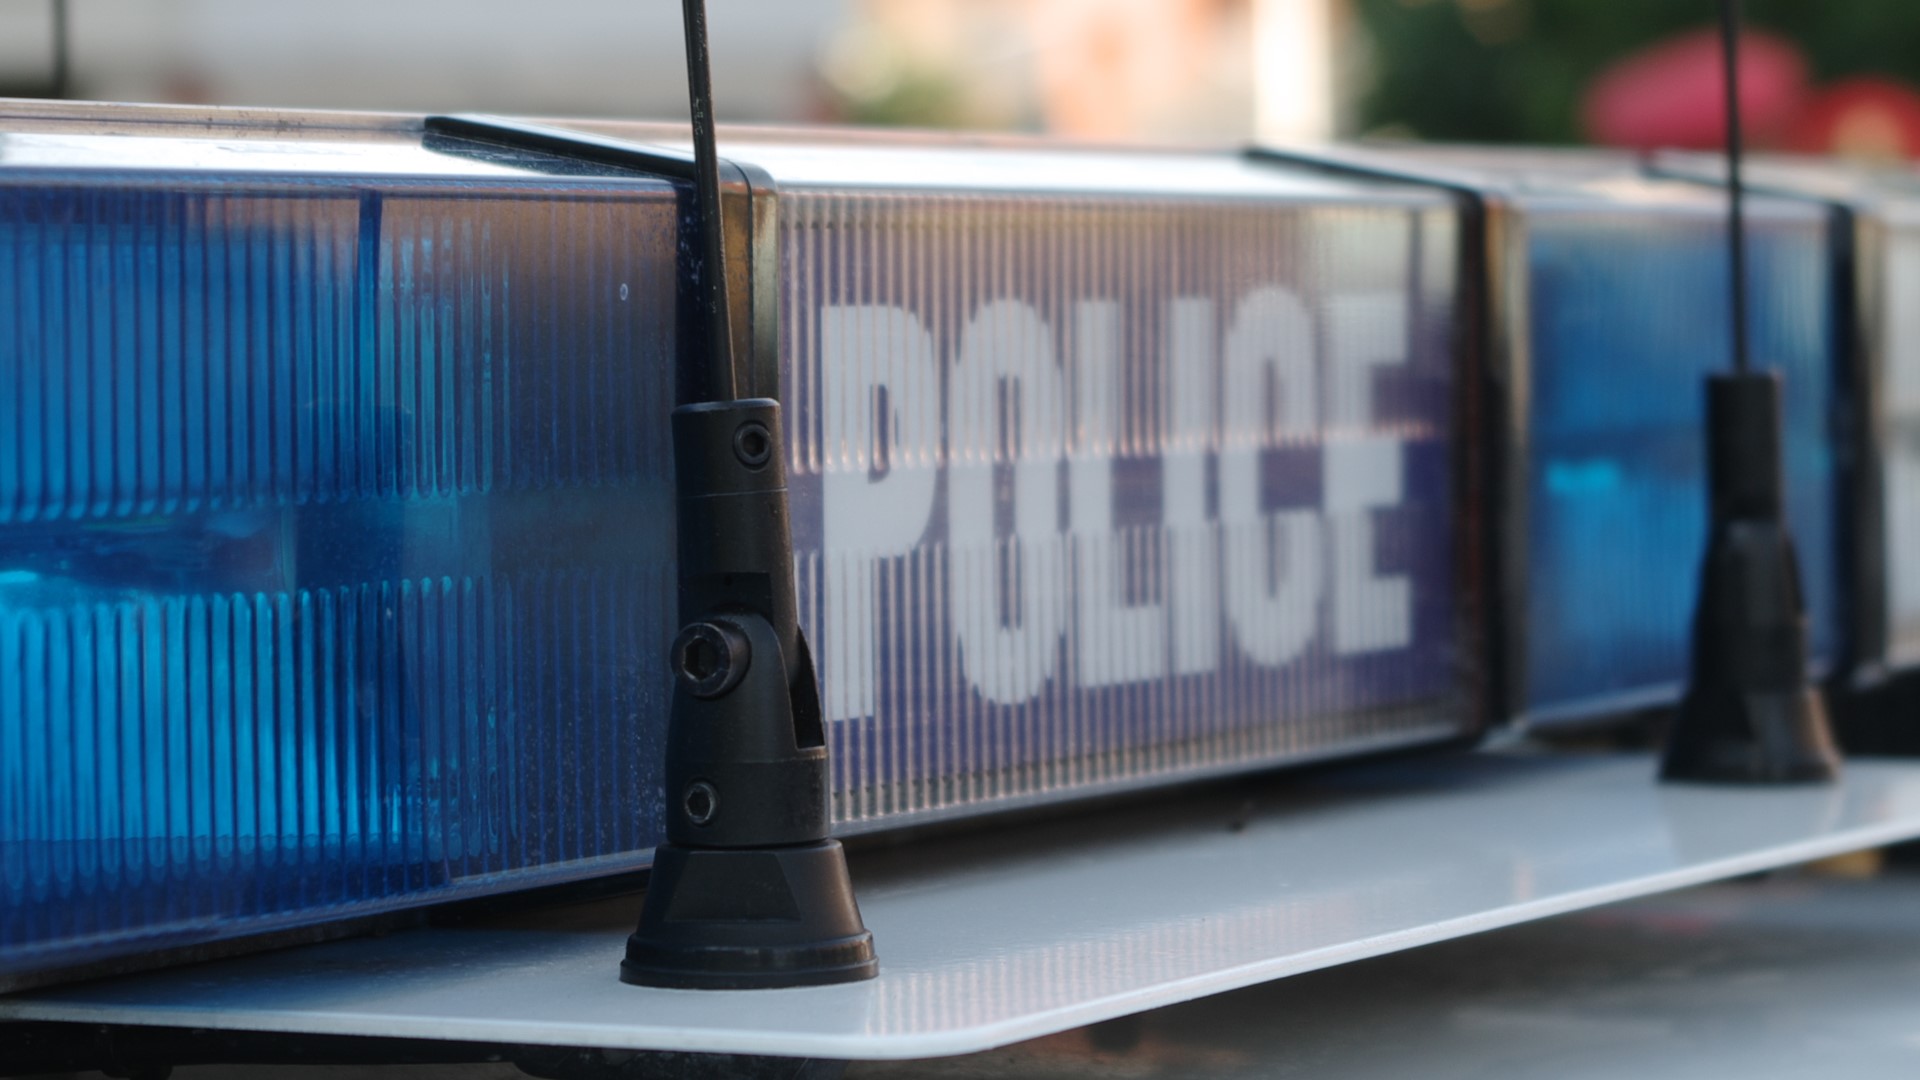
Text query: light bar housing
0 103 1490 988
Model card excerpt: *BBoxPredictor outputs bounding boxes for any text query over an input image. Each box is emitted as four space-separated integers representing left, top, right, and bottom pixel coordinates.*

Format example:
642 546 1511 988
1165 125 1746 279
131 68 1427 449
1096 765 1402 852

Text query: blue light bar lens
1524 211 1837 718
0 169 679 980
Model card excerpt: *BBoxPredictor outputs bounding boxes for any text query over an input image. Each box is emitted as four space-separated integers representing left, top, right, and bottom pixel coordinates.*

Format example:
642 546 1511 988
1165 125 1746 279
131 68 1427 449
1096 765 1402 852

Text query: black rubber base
1662 373 1842 787
1661 687 1842 784
621 840 877 990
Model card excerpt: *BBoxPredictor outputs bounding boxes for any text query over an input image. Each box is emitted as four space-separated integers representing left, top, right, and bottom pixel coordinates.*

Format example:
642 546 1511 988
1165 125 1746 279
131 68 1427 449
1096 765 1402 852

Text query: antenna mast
621 0 878 990
1717 0 1749 375
679 0 736 402
49 0 69 100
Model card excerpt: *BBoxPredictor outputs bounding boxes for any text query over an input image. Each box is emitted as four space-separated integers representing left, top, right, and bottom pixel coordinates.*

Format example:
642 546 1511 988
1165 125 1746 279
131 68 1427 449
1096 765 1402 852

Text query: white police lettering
1220 286 1321 666
820 306 940 722
1073 300 1169 687
1163 297 1221 676
949 300 1068 705
1326 292 1412 653
817 285 1413 718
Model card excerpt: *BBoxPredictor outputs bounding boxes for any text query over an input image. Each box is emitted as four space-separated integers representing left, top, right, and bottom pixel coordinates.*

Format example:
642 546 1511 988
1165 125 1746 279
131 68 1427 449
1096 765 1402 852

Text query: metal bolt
732 420 773 469
683 780 719 826
671 620 750 698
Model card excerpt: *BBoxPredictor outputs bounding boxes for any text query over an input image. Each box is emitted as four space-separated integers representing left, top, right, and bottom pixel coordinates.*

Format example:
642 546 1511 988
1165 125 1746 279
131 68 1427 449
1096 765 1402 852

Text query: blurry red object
1583 28 1807 150
1790 78 1920 161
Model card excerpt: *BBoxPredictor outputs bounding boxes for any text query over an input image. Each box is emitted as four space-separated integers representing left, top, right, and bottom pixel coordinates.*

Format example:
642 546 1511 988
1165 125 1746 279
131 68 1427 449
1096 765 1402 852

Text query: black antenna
620 0 878 989
679 0 736 402
1718 0 1749 375
1660 1 1841 784
49 0 69 100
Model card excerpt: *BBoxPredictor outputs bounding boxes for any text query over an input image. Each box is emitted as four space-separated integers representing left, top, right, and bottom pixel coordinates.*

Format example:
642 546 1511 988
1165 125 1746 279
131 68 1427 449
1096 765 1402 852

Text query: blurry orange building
823 0 1328 143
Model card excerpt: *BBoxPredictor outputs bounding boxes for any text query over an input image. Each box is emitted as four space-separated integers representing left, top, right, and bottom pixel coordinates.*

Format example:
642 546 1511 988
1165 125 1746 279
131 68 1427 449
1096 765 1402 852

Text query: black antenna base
1662 372 1841 784
623 841 876 990
633 0 874 989
623 400 877 989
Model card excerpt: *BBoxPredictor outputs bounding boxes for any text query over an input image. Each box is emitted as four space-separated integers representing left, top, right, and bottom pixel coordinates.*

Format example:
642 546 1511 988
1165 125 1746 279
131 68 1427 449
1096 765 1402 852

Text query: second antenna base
1663 372 1840 785
1662 684 1839 784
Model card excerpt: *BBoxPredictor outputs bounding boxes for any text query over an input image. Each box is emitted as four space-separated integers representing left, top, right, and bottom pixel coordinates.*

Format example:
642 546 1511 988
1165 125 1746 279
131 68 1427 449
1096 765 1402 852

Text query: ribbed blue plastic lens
1 151 680 982
1524 209 1837 719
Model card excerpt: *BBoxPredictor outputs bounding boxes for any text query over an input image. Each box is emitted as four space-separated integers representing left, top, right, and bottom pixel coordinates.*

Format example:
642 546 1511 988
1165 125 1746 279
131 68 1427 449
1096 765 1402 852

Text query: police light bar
701 136 1487 830
1261 145 1843 728
1650 152 1918 683
0 104 1489 989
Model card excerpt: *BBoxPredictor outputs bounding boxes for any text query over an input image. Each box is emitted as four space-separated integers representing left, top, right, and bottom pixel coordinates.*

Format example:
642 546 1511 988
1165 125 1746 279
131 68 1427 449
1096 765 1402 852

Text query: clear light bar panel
1888 228 1920 669
1523 201 1837 720
754 146 1479 828
0 135 680 985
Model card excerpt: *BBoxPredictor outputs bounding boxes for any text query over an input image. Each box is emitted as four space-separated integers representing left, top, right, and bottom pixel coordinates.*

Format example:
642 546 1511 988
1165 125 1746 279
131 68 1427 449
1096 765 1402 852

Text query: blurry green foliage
1354 0 1920 143
836 70 982 129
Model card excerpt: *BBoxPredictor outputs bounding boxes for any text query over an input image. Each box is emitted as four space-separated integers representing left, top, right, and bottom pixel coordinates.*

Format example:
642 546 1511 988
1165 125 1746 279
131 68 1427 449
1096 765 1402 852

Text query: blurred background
5 0 1920 157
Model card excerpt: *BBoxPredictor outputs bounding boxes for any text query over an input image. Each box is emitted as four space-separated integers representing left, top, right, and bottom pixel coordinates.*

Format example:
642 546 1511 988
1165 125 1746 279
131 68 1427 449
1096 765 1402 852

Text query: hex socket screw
671 620 750 699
